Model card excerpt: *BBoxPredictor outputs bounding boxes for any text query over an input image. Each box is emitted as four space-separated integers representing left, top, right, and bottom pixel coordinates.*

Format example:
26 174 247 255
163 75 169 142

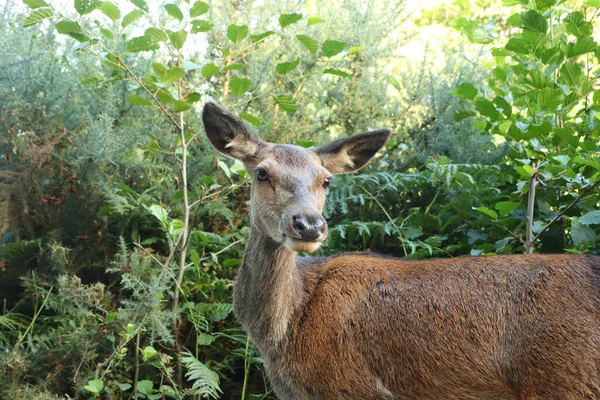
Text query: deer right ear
202 102 264 164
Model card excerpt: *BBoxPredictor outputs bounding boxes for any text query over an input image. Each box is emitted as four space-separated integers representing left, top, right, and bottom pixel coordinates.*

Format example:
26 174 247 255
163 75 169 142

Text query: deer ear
315 129 391 174
202 102 264 164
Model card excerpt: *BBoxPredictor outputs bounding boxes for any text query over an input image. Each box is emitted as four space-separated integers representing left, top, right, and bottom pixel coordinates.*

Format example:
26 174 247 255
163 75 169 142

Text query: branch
531 177 600 244
525 164 538 254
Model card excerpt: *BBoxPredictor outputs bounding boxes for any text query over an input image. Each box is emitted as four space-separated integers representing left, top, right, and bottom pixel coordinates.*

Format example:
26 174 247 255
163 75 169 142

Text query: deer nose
291 214 326 241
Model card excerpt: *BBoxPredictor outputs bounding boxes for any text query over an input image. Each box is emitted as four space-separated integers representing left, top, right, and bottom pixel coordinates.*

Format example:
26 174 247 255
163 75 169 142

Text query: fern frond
182 350 222 399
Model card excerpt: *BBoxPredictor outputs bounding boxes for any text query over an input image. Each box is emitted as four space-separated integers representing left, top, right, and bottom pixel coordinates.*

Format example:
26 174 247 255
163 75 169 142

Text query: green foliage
455 0 600 252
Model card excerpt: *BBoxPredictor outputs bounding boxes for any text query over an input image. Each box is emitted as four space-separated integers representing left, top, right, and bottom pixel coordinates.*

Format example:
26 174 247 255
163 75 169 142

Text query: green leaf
493 96 511 117
537 87 564 111
174 100 190 112
137 380 154 395
586 0 600 7
152 62 167 76
74 0 98 15
564 12 592 38
130 0 148 10
197 332 216 345
227 24 248 42
165 4 183 21
122 9 144 28
521 10 547 34
454 111 476 121
100 28 113 39
126 36 159 52
191 20 213 33
167 29 187 50
224 63 246 71
190 1 209 17
495 201 519 216
559 62 583 87
276 60 299 75
273 95 298 113
505 38 532 54
307 16 325 25
279 13 302 27
141 346 158 360
349 46 364 54
99 1 120 21
296 139 315 148
250 30 275 43
23 8 53 27
476 206 498 219
23 0 48 9
162 67 185 84
322 40 347 57
452 82 477 100
84 379 105 395
579 210 600 225
296 35 318 54
186 92 201 103
239 113 261 126
474 98 499 121
230 78 251 96
201 64 220 78
571 218 596 244
128 94 152 106
323 68 351 77
55 20 81 34
566 37 597 58
145 27 168 42
553 128 579 147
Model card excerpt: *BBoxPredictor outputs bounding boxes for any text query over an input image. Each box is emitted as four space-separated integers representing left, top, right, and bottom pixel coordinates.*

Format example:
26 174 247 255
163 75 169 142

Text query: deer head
202 102 391 253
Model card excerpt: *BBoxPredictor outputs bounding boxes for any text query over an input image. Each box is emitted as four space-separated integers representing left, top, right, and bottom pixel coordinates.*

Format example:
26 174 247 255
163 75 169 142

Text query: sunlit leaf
145 27 168 43
230 78 251 96
276 60 299 75
23 0 48 9
55 20 82 34
74 0 98 15
307 16 325 25
227 24 248 42
167 29 187 49
322 40 347 57
126 35 159 52
122 9 144 28
323 68 351 77
250 30 275 43
128 95 152 106
23 8 53 27
296 35 318 54
273 94 298 113
191 20 213 33
279 13 302 27
190 1 209 17
239 113 261 126
201 64 220 78
165 4 183 21
99 1 120 21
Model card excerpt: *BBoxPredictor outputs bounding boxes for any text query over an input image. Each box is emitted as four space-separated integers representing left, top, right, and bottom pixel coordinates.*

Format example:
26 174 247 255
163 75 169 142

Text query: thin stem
241 337 251 400
525 163 538 254
133 332 141 400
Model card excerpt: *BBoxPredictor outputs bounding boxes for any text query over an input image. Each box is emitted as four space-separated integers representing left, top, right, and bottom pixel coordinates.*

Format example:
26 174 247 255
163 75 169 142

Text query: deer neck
233 225 304 354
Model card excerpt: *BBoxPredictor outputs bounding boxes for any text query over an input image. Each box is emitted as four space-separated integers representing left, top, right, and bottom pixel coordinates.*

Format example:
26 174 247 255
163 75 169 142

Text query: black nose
291 214 326 241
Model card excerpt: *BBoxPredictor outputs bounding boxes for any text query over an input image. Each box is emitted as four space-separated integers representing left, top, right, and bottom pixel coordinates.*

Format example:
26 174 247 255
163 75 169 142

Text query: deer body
202 103 600 400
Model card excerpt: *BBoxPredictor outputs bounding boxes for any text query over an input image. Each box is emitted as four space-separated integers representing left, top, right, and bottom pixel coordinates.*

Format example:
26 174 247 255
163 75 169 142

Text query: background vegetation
1 0 599 398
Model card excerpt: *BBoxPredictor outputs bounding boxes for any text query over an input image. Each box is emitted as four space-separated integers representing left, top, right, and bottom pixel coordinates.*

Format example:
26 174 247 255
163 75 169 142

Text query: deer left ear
315 129 392 174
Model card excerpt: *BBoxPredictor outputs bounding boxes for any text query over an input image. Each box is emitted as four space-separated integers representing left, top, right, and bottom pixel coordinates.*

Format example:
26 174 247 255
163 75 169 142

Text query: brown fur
202 103 600 400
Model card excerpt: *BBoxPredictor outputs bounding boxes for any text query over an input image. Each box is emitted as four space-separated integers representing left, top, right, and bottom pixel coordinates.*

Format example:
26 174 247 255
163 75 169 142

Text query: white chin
284 237 322 253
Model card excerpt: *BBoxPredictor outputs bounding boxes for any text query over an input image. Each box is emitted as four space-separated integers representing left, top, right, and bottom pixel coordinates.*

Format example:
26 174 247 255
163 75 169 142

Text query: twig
525 163 538 254
532 177 600 244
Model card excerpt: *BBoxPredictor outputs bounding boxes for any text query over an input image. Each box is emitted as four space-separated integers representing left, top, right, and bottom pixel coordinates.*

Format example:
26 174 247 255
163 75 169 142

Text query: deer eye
256 168 269 182
323 178 331 189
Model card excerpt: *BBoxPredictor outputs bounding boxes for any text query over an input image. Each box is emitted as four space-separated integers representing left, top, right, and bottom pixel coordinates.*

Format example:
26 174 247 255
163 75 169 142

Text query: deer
202 102 600 400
